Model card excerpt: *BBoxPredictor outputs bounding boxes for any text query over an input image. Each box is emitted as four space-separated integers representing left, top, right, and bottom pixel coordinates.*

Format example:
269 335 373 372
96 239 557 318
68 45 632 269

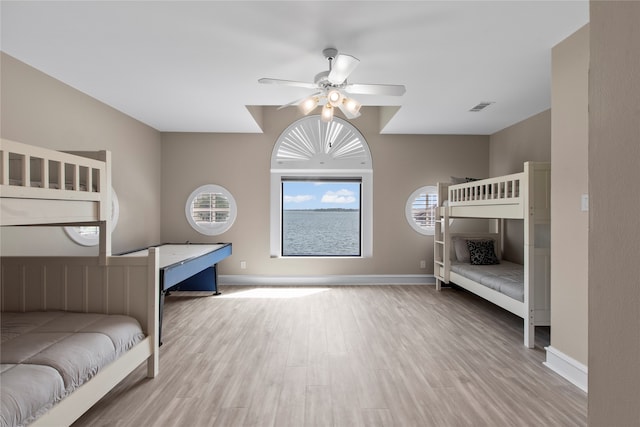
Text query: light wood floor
73 285 587 426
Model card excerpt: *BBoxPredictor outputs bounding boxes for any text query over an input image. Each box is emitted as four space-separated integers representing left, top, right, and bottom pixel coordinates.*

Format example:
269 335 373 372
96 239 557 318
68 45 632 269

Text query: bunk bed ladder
434 183 450 290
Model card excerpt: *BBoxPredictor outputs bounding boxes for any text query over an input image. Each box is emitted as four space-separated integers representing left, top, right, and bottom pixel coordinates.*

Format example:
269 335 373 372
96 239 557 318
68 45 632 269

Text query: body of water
283 210 360 256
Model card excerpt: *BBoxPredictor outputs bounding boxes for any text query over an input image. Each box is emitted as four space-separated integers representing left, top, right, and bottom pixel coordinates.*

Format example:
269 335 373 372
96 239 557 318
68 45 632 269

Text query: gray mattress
0 311 145 427
450 260 524 302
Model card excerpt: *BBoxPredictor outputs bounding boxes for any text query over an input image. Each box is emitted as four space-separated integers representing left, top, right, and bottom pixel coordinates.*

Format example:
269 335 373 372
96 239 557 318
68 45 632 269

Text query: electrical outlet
420 260 426 269
240 261 247 269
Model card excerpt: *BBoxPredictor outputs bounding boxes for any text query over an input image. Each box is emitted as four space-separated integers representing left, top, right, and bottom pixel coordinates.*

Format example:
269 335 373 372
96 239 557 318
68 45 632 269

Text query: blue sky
283 181 360 210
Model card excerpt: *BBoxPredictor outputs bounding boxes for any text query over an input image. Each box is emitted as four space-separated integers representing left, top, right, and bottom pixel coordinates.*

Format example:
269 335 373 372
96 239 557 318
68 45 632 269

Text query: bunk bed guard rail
448 171 524 207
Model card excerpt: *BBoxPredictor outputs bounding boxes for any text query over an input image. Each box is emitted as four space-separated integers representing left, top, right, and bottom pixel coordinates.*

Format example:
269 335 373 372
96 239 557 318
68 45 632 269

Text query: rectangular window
282 178 361 257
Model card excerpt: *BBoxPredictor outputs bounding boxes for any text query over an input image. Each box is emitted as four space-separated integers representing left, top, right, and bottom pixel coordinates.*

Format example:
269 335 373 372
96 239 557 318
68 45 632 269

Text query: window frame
270 115 373 258
280 177 363 257
271 171 372 258
185 184 237 236
405 185 438 236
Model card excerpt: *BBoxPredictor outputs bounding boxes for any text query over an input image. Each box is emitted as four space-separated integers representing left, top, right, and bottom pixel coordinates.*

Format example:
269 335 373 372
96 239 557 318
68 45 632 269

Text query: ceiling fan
259 48 406 122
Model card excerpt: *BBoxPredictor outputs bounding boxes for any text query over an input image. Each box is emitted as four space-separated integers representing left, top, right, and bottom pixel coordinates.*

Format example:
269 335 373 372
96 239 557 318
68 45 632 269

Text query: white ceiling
1 1 589 135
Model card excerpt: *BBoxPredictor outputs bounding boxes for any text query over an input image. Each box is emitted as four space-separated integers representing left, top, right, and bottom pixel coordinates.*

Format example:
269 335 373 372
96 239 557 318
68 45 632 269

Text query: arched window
270 115 373 257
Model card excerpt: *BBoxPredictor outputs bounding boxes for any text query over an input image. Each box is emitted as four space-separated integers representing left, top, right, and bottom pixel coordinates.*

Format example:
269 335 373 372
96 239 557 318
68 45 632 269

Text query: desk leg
159 290 165 346
212 264 221 296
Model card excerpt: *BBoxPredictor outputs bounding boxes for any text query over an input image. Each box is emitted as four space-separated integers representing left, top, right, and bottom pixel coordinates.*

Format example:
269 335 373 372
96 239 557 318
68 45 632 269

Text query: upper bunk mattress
0 311 145 427
450 260 524 302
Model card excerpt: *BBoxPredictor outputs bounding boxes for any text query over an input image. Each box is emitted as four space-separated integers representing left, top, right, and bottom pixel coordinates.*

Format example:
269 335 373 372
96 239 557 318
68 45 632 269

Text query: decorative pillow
467 240 500 265
453 237 471 263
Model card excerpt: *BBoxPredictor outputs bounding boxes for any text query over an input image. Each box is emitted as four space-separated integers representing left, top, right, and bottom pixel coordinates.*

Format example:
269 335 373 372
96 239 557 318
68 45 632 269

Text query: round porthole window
405 186 438 236
65 189 120 246
185 184 237 236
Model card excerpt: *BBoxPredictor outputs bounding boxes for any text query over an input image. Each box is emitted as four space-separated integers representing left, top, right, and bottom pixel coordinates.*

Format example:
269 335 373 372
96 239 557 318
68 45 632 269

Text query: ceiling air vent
469 101 494 112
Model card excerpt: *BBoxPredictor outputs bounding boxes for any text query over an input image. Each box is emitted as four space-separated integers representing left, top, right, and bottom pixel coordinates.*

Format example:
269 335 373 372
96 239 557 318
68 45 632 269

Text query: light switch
581 194 589 212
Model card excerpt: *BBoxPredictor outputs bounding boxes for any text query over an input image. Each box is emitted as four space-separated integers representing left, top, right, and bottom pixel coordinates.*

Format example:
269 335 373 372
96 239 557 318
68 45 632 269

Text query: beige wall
0 53 162 255
550 25 590 367
161 106 489 276
489 109 551 263
489 109 551 177
589 2 640 424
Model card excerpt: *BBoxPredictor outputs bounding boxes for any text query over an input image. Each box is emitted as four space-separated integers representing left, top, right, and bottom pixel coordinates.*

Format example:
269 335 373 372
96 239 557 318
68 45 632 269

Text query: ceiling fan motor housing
322 47 338 60
314 70 344 90
314 70 330 85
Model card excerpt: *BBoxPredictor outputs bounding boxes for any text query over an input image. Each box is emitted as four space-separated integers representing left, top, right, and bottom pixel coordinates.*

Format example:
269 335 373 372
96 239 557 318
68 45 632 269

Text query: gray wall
161 106 489 276
551 25 589 367
489 109 551 178
589 1 640 424
0 53 162 255
489 109 551 263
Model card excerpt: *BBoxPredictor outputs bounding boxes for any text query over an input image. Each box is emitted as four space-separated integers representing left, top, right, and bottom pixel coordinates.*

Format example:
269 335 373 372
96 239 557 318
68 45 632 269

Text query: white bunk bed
1 138 114 259
0 138 160 426
434 162 551 348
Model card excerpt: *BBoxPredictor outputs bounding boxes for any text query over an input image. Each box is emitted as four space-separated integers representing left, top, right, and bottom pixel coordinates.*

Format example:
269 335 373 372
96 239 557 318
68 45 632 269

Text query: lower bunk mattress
450 260 524 302
0 311 145 427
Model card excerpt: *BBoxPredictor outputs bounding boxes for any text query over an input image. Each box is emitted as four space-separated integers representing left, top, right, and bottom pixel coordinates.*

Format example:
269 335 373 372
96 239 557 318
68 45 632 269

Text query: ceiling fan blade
344 83 406 96
328 54 360 85
258 78 318 90
277 92 323 110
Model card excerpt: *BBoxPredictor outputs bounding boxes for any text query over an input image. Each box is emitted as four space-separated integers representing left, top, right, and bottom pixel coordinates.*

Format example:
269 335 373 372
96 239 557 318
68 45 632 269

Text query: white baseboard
219 274 435 286
544 345 588 393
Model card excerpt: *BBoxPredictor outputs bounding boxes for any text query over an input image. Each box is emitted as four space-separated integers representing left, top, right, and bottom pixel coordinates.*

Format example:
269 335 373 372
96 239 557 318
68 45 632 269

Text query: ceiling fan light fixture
327 89 344 107
299 95 319 115
343 97 362 116
321 103 334 122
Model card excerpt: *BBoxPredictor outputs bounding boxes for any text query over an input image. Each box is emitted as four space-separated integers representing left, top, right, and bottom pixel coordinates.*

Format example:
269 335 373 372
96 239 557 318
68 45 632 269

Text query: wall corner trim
543 345 588 393
219 274 436 286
